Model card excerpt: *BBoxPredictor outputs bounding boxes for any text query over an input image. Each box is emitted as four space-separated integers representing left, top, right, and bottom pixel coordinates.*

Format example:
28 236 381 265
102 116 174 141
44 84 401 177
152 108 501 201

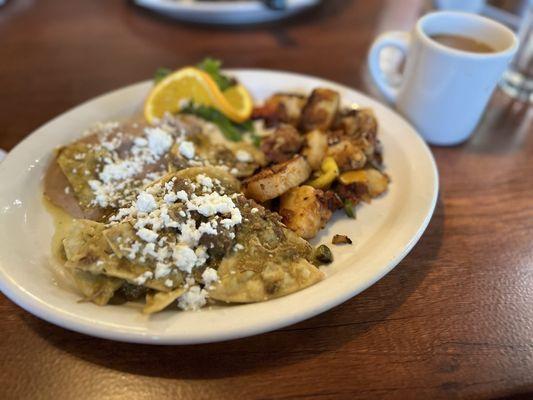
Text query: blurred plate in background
133 0 321 25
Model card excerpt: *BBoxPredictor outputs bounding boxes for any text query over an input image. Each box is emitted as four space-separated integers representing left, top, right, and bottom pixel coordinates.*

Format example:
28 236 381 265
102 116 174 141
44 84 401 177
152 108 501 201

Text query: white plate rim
0 69 439 344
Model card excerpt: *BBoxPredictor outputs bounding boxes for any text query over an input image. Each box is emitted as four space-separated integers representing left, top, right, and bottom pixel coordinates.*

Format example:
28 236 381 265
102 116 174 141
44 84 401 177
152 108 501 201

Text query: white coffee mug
434 0 485 13
368 11 518 145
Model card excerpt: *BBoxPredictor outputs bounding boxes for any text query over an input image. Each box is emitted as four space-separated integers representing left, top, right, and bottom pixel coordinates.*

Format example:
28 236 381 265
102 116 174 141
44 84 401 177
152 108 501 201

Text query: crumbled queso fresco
87 126 177 208
85 120 208 210
84 118 255 211
178 140 195 159
77 117 260 310
235 150 252 163
107 172 243 310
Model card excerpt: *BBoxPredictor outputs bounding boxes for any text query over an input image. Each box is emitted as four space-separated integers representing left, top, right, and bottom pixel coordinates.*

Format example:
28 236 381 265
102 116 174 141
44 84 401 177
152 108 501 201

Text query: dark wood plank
1 1 532 399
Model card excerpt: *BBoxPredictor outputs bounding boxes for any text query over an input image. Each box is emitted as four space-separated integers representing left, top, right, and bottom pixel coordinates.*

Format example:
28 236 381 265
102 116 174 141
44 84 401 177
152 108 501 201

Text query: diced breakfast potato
243 156 311 202
252 93 306 127
333 108 378 139
302 129 328 170
300 88 340 132
327 140 367 172
279 185 333 239
339 168 389 197
261 124 304 163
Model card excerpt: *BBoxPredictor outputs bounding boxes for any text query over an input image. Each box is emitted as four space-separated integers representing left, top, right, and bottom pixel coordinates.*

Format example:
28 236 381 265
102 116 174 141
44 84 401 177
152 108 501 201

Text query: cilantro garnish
180 103 253 142
153 67 172 84
196 58 235 91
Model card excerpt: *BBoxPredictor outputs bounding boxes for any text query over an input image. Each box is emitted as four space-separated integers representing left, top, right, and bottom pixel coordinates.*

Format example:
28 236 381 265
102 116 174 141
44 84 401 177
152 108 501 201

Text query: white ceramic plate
0 70 438 344
133 0 321 25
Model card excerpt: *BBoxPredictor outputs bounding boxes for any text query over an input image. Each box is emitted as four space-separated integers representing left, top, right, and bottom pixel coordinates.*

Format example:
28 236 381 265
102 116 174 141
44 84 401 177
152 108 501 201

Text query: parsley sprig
196 58 236 91
153 67 172 84
180 103 256 143
152 58 235 91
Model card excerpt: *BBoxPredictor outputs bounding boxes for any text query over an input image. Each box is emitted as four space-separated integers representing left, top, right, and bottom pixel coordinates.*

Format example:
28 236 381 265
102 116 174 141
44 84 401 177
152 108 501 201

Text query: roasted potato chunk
302 129 328 170
252 93 306 127
261 124 304 164
300 88 340 132
333 108 378 139
327 140 367 172
339 168 389 199
329 108 382 166
279 185 334 239
243 156 311 202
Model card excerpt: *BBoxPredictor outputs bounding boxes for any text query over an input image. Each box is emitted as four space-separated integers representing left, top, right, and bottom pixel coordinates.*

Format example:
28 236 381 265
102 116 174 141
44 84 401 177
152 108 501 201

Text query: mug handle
368 31 411 104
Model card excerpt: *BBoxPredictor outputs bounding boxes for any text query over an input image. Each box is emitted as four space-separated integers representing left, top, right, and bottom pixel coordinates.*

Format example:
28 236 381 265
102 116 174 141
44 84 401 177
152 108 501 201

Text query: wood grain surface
1 1 532 399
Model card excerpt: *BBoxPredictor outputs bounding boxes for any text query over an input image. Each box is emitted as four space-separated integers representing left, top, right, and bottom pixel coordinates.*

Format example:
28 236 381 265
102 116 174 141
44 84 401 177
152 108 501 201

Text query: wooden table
1 1 532 399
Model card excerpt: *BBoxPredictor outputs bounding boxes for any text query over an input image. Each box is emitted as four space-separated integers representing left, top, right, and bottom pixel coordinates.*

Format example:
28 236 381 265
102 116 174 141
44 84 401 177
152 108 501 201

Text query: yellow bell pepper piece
338 170 368 185
308 157 339 189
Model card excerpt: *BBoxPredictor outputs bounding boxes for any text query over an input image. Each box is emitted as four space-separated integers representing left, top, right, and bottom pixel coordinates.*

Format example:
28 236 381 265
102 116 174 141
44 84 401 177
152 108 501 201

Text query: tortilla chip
44 159 87 220
50 118 167 219
169 121 266 178
102 221 139 258
99 222 180 291
62 219 110 265
209 258 323 303
56 142 110 208
209 208 324 303
62 219 179 292
69 269 123 306
56 165 323 312
143 288 186 314
161 165 242 194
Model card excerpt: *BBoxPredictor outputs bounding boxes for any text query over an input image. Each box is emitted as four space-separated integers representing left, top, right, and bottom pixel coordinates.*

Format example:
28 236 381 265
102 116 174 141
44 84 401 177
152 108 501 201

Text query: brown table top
1 1 532 399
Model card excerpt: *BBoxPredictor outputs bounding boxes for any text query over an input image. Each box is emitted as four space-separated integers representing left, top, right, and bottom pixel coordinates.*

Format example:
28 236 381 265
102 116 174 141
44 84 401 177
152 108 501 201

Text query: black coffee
431 34 495 53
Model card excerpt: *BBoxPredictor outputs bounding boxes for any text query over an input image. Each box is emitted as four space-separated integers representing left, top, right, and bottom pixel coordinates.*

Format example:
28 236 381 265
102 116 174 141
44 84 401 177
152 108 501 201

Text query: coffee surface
431 34 495 53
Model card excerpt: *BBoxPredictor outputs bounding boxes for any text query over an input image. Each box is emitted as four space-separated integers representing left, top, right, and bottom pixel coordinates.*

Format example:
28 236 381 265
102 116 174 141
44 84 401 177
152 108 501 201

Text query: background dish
0 70 438 344
133 0 321 25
